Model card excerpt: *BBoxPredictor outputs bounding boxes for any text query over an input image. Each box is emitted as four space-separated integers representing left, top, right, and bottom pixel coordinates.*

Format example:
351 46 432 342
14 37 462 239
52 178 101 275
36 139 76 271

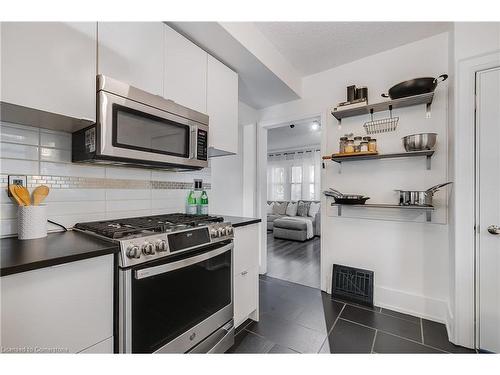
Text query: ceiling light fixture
311 121 320 131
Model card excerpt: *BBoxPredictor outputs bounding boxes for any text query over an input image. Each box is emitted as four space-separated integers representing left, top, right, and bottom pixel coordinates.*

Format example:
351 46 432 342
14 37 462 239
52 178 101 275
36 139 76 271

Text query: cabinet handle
241 270 248 276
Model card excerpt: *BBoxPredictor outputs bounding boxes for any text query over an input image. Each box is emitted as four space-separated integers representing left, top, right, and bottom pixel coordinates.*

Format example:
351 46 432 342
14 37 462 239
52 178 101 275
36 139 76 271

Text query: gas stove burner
74 213 225 239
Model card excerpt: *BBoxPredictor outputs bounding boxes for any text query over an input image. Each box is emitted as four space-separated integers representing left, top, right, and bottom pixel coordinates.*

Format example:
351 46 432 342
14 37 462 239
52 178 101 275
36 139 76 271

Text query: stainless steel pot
402 133 437 151
395 182 452 206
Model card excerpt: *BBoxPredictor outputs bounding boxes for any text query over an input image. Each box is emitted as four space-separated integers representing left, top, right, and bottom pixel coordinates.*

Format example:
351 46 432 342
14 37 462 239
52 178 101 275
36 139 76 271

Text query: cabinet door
234 224 259 274
98 22 164 95
234 267 258 327
233 224 260 327
207 55 239 154
0 255 113 353
1 22 96 120
164 25 207 113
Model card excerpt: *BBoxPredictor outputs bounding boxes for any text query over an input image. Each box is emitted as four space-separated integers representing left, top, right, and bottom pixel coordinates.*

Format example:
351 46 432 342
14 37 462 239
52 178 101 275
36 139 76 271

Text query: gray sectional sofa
267 200 320 241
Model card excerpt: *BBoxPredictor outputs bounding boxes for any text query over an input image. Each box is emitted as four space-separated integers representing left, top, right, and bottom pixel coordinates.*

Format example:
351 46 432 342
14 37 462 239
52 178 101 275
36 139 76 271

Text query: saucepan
381 74 448 100
395 182 452 207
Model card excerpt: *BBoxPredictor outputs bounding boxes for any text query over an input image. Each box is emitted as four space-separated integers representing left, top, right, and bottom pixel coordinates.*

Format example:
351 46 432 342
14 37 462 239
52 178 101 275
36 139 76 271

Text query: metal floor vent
332 264 374 307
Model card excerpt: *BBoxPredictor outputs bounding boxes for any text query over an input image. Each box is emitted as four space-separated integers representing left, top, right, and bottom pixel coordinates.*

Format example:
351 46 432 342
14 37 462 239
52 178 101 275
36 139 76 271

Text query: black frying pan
381 74 448 100
325 189 370 205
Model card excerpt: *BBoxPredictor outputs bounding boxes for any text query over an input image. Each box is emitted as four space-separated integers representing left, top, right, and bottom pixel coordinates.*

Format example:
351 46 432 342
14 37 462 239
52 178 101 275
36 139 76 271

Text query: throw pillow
286 202 298 216
266 202 274 214
308 202 320 217
297 201 311 217
273 202 288 215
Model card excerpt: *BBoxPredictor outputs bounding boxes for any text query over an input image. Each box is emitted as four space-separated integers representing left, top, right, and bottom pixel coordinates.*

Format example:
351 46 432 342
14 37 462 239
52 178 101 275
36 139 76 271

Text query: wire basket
363 105 399 135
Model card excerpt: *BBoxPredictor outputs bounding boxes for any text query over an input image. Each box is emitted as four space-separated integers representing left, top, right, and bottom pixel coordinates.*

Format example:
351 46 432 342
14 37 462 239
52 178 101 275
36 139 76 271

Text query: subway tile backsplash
0 121 211 236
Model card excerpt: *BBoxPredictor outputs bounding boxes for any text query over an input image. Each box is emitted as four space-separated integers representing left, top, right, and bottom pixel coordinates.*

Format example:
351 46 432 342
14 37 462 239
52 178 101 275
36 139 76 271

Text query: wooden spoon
33 185 50 206
14 185 31 206
8 184 25 206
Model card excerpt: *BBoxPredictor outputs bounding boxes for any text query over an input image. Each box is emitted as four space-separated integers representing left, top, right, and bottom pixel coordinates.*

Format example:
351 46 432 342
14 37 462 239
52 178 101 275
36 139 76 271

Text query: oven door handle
134 242 233 280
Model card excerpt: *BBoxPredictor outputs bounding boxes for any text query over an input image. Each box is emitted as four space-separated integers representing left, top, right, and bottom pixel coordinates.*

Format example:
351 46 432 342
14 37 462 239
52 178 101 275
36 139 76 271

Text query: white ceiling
268 117 321 152
254 22 452 76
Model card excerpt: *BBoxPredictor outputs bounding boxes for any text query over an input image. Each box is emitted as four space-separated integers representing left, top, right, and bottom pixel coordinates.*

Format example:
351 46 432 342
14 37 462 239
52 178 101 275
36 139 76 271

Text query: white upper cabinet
0 22 96 120
164 25 207 113
207 55 239 154
97 22 164 95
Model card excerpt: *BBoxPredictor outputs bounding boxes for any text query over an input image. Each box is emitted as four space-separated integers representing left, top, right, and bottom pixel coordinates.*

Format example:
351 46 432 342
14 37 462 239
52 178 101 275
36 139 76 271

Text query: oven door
98 90 208 169
119 241 233 353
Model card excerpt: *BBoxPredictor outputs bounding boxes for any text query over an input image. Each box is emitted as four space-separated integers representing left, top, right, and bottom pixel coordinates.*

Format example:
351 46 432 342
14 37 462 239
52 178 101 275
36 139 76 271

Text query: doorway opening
264 116 322 288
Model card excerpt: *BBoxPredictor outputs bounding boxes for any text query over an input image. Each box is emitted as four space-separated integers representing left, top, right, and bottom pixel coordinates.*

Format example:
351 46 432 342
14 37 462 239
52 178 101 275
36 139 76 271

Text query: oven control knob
126 245 141 259
142 242 156 255
218 227 226 236
156 240 168 252
210 228 219 238
226 226 233 236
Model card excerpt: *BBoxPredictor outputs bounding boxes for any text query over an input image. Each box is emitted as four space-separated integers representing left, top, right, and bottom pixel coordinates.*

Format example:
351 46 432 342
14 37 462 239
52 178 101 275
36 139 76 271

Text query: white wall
210 101 259 217
240 102 259 217
259 33 452 324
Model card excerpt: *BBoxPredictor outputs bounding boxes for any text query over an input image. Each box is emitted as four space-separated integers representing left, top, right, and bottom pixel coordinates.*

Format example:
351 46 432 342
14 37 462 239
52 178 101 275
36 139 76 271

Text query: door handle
487 225 500 235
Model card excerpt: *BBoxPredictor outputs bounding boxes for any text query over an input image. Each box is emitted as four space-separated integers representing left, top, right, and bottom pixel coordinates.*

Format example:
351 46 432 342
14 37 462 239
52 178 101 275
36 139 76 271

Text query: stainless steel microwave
72 75 209 170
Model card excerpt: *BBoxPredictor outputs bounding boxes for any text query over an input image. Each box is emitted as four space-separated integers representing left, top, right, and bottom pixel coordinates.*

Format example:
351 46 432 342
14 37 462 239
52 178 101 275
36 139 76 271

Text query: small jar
353 136 362 147
368 138 377 152
339 136 348 153
362 136 371 142
344 139 355 153
354 145 361 153
360 141 369 152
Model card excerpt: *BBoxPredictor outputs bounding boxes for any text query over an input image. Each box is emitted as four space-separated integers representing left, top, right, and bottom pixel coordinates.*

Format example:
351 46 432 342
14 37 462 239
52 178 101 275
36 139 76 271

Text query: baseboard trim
375 286 449 325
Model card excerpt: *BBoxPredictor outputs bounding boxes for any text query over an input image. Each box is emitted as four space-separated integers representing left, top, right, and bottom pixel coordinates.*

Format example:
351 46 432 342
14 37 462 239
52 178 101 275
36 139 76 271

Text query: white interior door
477 66 500 353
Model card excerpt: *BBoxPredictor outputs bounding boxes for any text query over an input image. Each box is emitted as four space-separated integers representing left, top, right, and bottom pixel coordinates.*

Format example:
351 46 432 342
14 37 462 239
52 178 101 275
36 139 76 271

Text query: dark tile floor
228 275 477 354
266 232 320 288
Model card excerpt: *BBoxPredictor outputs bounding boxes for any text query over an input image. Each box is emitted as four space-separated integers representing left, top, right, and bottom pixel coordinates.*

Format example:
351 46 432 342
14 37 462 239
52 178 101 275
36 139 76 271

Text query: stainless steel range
74 213 234 354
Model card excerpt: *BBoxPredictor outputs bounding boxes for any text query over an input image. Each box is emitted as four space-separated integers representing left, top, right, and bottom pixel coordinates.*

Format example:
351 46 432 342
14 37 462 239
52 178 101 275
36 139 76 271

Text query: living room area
266 118 321 288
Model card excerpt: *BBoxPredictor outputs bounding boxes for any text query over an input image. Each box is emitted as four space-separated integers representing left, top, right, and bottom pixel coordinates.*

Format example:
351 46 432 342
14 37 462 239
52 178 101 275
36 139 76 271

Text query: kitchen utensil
355 86 368 101
14 185 31 206
17 205 47 240
8 185 25 206
381 74 448 100
32 185 50 206
395 182 452 206
347 85 356 102
402 133 437 151
363 106 399 135
324 189 370 205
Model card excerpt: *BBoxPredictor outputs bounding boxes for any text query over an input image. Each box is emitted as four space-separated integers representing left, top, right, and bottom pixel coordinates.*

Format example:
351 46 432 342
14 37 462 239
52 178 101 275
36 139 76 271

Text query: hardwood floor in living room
266 232 320 288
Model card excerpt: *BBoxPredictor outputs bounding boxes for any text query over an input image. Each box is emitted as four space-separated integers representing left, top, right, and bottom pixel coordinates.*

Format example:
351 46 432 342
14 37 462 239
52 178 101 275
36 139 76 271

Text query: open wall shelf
330 202 435 222
331 92 434 123
323 150 435 173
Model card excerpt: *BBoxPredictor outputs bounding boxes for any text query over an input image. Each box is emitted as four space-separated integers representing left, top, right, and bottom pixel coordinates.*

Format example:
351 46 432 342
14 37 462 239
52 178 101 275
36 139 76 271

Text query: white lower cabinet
0 255 114 354
233 224 260 327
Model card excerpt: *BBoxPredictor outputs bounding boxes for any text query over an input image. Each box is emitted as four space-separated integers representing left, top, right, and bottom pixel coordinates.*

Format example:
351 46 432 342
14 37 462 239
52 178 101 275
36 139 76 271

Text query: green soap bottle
186 190 197 214
198 190 209 215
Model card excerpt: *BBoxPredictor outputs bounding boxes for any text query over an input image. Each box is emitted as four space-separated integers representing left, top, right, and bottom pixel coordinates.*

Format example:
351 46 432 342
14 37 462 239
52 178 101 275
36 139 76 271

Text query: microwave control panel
197 129 208 161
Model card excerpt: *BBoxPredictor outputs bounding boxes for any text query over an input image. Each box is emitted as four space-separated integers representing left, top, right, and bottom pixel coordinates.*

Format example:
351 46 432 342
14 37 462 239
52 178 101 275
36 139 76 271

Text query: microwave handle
189 125 197 160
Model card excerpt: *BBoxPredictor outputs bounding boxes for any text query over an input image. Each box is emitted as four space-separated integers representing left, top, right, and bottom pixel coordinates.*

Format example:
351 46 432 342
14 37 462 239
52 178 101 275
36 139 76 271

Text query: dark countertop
222 215 261 228
1 231 119 277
